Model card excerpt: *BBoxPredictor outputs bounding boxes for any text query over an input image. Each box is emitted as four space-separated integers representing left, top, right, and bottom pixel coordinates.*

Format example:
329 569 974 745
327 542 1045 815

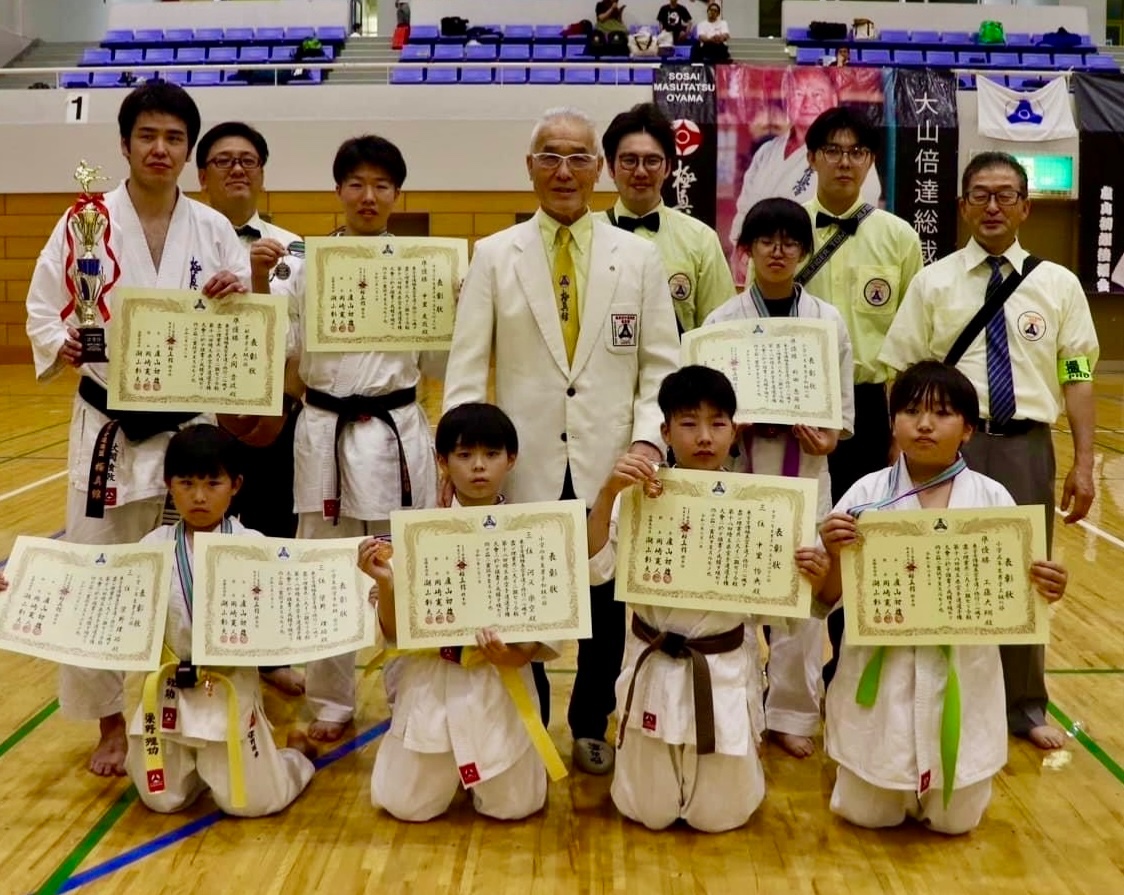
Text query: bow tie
235 224 262 240
815 211 860 236
615 212 661 233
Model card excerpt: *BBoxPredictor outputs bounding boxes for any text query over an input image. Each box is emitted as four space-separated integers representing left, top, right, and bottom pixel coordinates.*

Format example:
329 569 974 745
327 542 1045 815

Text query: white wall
106 0 349 30
783 1 1090 37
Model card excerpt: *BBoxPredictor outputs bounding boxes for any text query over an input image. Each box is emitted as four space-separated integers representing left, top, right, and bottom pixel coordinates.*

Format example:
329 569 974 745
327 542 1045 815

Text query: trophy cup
67 161 111 363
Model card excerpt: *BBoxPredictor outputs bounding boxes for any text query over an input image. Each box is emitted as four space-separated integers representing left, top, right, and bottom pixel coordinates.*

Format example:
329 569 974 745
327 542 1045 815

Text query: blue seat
566 50 596 63
785 27 809 42
134 70 157 83
1021 52 1052 68
164 29 193 44
957 51 988 65
528 67 562 84
255 27 285 44
61 71 90 87
941 31 972 45
113 48 143 65
289 68 323 84
881 30 910 44
533 44 564 61
224 28 254 43
208 47 238 63
1005 33 1032 46
598 66 630 84
239 46 270 63
192 70 222 86
407 25 439 43
400 44 430 61
465 44 497 61
795 47 824 65
500 67 528 84
102 30 133 46
221 69 248 85
426 66 459 84
1054 53 1085 69
957 74 976 90
504 25 534 42
433 44 464 61
163 69 190 85
390 66 424 84
564 67 597 84
499 44 531 61
284 26 314 42
80 48 112 66
534 25 565 43
672 45 692 60
1076 33 1095 49
1008 75 1050 91
988 52 1020 67
982 74 1007 87
893 49 924 65
1087 54 1120 70
193 28 224 44
632 67 655 85
912 31 940 44
461 68 493 84
91 71 123 87
134 29 164 44
145 48 174 64
472 25 504 44
317 26 347 43
270 46 296 62
176 47 205 63
925 50 956 66
856 48 891 65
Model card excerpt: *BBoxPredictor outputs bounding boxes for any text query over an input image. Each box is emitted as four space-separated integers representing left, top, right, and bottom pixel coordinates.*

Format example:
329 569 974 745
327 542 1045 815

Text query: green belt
855 645 961 808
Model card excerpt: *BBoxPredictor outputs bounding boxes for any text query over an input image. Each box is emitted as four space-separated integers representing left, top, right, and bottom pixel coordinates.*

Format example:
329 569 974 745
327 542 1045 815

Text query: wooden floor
2 367 1124 895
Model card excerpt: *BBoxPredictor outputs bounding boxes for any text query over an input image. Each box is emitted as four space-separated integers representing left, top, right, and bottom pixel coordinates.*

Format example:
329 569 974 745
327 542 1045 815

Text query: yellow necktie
554 227 580 364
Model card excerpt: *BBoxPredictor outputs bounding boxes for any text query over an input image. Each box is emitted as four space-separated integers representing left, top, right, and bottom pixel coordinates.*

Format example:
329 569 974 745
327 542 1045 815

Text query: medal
274 260 291 281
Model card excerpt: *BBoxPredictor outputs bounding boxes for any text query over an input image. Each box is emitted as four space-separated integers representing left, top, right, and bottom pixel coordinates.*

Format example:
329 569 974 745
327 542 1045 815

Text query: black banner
1073 73 1124 292
887 68 959 265
653 65 717 228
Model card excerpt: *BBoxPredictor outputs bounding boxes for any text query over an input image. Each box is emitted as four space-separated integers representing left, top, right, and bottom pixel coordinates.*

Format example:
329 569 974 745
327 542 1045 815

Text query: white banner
977 76 1077 142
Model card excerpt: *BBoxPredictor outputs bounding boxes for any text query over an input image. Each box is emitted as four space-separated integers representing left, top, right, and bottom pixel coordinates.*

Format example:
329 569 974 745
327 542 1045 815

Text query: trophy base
78 326 108 364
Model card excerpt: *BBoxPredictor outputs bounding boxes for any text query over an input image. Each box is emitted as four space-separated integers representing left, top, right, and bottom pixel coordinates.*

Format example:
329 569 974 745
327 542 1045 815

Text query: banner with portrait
1072 73 1124 292
653 65 718 227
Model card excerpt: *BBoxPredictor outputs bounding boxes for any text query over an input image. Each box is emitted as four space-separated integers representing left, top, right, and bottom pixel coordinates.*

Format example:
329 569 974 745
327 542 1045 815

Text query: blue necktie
984 256 1016 426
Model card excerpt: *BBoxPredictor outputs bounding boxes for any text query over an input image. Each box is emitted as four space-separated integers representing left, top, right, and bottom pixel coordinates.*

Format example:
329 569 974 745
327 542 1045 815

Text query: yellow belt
140 645 246 809
367 647 567 782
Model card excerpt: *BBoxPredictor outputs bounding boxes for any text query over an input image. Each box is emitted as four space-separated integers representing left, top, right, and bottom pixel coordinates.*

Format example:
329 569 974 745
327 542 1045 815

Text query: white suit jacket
443 216 680 504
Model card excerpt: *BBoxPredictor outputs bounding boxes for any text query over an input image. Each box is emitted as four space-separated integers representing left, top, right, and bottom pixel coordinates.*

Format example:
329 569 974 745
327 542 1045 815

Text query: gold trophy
68 161 110 363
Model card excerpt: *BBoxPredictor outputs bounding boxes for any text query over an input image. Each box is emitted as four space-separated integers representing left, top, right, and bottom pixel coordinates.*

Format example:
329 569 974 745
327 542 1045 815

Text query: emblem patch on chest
1017 310 1046 341
642 711 658 731
863 278 891 307
612 313 638 347
668 272 693 301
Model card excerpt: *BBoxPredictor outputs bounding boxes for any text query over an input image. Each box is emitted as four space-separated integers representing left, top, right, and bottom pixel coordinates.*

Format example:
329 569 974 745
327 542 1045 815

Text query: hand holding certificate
304 236 468 352
192 535 375 666
0 537 173 670
389 501 591 650
615 468 817 617
841 506 1050 646
681 318 843 429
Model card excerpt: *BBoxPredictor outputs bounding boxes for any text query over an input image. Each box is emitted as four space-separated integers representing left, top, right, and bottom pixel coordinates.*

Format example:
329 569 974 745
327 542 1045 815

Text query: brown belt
619 614 745 756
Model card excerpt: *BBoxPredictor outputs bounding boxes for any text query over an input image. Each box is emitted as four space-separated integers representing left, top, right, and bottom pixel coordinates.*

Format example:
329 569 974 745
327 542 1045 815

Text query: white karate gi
705 287 855 739
824 459 1012 834
25 183 249 721
287 260 442 724
124 520 315 816
590 497 766 832
728 133 883 247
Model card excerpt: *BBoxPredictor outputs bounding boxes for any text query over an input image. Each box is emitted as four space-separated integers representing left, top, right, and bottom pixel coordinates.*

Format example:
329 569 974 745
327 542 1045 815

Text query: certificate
107 288 287 415
304 236 468 352
0 537 172 671
615 468 817 617
192 535 375 666
841 506 1050 646
390 501 591 650
681 318 843 429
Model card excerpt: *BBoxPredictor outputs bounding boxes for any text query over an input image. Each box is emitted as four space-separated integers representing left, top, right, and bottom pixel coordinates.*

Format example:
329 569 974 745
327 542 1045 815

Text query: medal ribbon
846 454 967 519
173 517 233 621
60 192 121 323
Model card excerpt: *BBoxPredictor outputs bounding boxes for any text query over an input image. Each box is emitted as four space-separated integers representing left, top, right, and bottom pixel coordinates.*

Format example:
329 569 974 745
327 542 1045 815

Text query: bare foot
261 667 306 696
1027 724 1066 750
89 713 128 777
774 732 815 758
308 719 350 743
286 730 318 762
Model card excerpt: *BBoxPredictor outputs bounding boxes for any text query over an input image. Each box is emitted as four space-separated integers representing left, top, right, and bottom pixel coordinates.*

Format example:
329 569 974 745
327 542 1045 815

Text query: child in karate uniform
360 403 558 821
819 361 1068 834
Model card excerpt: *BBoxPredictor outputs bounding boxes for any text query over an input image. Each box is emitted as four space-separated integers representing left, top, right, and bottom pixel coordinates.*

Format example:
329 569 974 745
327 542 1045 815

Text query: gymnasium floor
1 369 1123 895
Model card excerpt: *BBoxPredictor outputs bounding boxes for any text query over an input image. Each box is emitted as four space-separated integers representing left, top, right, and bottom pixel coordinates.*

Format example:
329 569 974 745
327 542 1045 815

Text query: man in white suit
443 107 680 774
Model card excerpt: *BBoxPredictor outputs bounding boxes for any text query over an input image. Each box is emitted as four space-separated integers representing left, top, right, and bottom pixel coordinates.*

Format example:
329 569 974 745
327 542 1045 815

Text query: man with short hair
597 102 735 334
444 107 679 774
25 82 249 776
880 151 1098 750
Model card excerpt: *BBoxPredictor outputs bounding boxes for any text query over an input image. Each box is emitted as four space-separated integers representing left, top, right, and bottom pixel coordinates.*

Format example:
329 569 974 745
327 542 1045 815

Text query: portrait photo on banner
717 65 886 277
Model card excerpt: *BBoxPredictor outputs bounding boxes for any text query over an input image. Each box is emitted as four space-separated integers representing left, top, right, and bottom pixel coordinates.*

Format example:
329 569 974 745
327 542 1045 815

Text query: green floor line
1046 668 1124 675
34 786 138 895
0 700 58 760
1047 701 1124 787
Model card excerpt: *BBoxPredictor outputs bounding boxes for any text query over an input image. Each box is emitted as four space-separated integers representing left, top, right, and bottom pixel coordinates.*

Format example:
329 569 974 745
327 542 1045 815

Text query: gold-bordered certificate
0 537 172 670
390 500 591 650
304 236 467 352
192 535 375 666
615 468 817 617
842 506 1050 646
107 288 287 415
682 318 843 428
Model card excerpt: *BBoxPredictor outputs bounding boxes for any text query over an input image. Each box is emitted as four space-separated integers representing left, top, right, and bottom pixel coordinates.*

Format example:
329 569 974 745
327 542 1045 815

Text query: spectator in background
692 3 730 64
657 0 693 42
596 0 628 34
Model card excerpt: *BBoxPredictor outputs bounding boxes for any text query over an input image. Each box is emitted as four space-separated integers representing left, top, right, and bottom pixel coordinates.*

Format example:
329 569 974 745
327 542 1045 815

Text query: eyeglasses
531 152 599 172
754 237 804 256
207 155 261 170
617 153 666 172
817 145 872 165
964 188 1024 207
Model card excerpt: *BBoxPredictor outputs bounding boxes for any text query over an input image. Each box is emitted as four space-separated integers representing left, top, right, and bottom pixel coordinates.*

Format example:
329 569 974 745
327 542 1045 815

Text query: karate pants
830 766 992 836
371 733 547 822
298 513 389 724
59 490 165 721
765 617 824 737
612 736 765 833
125 726 315 817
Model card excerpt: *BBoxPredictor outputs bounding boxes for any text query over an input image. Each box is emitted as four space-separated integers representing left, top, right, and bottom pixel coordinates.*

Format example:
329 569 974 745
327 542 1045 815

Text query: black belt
304 386 416 521
975 417 1045 437
619 614 745 756
77 377 197 519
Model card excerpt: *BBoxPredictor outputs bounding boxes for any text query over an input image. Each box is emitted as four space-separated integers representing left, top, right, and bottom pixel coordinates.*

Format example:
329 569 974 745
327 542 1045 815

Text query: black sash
795 203 876 286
